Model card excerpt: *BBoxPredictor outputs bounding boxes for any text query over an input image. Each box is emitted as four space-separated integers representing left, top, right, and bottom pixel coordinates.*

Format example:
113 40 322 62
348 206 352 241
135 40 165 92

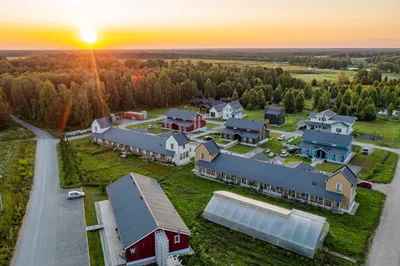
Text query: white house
298 109 356 135
209 103 226 119
222 101 244 120
91 118 193 166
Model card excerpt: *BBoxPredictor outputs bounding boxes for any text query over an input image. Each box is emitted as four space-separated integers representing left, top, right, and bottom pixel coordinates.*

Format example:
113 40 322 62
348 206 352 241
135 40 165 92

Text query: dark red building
107 173 191 265
162 109 206 132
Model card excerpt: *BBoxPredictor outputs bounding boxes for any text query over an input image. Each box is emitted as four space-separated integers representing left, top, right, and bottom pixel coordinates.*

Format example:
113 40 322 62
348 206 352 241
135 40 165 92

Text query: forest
0 53 399 131
288 56 351 69
367 54 400 73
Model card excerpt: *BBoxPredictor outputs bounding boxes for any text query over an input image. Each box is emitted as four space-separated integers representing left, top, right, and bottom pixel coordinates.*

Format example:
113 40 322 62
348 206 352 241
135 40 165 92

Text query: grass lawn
206 122 220 129
350 149 398 183
354 116 400 148
117 105 198 119
287 136 302 146
284 156 312 164
226 143 256 154
0 126 36 265
0 121 35 142
59 137 385 265
315 162 342 173
260 138 283 156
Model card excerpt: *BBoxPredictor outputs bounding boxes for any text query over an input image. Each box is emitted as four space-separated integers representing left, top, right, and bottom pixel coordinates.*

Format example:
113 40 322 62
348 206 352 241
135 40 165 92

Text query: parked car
147 125 155 129
288 147 299 154
280 150 290 158
361 147 369 155
277 135 286 141
67 191 85 199
204 136 213 141
120 152 127 158
357 181 372 189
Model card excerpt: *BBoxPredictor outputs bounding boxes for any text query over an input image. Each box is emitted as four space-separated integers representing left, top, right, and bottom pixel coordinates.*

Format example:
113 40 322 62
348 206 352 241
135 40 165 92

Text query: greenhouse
203 191 330 258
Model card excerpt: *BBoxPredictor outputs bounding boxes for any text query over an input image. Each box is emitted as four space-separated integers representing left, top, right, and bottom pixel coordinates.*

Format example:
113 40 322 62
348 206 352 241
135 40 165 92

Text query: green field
58 137 386 265
315 162 343 173
284 155 312 165
226 143 256 154
125 121 168 134
260 136 284 156
0 126 36 265
350 149 398 183
354 116 400 148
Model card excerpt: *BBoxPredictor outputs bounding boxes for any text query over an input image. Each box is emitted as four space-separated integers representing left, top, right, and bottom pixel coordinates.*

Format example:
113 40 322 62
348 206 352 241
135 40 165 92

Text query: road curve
11 116 89 266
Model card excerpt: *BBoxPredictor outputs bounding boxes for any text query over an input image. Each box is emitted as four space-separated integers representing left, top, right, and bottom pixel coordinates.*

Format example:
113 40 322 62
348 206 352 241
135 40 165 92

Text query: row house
195 140 358 213
162 109 206 132
91 118 192 166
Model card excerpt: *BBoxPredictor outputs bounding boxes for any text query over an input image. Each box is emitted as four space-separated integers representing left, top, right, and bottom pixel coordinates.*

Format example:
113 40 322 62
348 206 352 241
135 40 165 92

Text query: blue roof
299 142 350 155
166 109 198 120
201 140 220 156
196 153 343 202
225 118 264 131
302 130 353 147
265 110 282 116
162 118 193 127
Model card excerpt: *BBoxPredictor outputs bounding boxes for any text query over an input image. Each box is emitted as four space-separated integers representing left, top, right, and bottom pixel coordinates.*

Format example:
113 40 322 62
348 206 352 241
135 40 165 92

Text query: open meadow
58 137 386 266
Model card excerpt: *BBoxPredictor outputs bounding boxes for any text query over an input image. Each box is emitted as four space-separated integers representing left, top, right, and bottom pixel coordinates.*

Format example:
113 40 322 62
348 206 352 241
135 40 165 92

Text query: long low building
204 191 330 258
195 140 358 213
91 118 192 166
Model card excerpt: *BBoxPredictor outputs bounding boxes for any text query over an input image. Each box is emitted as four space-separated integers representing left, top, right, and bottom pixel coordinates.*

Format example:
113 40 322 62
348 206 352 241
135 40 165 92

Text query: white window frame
336 183 343 192
170 143 174 149
174 235 180 244
336 128 342 133
241 177 247 184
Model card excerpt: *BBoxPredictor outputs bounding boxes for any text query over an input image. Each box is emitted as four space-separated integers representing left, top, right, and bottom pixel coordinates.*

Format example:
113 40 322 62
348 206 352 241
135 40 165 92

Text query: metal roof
196 153 343 202
331 114 356 124
321 109 337 118
299 142 350 156
301 130 353 147
225 118 264 131
92 128 175 156
211 103 226 112
332 165 358 187
265 110 282 116
95 117 112 129
107 174 190 249
162 118 193 127
221 127 260 139
227 100 244 112
201 140 220 156
250 153 270 162
172 132 190 146
166 109 198 120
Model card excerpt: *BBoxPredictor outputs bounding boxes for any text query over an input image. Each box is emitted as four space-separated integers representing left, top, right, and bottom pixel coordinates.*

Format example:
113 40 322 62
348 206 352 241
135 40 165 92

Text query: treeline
367 54 400 73
311 79 400 121
0 54 306 130
288 56 351 69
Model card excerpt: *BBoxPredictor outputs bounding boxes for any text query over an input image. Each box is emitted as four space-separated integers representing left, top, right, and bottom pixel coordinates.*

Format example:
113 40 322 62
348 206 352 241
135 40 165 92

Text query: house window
251 180 258 187
174 235 180 244
300 193 309 200
264 184 270 190
241 177 247 184
222 172 226 178
94 126 98 132
180 154 183 159
186 151 189 157
315 197 323 204
336 183 343 192
170 143 174 149
211 169 216 175
231 175 236 182
288 190 295 197
336 128 342 133
276 187 282 193
200 153 204 159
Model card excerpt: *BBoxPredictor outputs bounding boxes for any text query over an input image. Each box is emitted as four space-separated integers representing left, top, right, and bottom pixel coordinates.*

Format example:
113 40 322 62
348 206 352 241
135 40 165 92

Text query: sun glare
79 27 97 44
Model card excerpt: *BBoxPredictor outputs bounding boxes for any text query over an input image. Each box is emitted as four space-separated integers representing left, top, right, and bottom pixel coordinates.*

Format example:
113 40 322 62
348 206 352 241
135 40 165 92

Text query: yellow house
195 140 358 214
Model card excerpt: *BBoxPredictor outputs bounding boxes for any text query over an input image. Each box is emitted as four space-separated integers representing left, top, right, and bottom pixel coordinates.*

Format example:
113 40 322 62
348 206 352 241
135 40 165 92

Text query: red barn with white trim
162 109 206 132
107 173 191 265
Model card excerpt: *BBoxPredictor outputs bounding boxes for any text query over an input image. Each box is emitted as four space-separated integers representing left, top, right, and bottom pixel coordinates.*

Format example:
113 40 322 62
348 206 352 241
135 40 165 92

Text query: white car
120 152 127 158
67 191 85 199
147 125 155 129
277 135 286 141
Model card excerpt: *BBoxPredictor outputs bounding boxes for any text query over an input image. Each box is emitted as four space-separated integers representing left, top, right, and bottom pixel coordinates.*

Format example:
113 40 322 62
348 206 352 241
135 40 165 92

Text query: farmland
0 126 36 265
59 137 386 265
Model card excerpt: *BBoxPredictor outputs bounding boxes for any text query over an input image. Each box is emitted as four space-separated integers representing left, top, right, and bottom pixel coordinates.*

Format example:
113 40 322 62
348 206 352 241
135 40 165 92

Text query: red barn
162 109 206 132
107 173 191 265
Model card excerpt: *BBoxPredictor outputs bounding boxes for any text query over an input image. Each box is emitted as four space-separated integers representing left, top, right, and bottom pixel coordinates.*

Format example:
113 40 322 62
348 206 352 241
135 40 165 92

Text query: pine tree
231 89 239 101
283 91 296 113
273 85 283 103
388 103 394 116
257 90 266 109
295 92 305 112
304 85 313 100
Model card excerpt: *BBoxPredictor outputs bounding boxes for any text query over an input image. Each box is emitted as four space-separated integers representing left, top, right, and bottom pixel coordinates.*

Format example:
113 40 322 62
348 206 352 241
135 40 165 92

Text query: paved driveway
11 116 89 266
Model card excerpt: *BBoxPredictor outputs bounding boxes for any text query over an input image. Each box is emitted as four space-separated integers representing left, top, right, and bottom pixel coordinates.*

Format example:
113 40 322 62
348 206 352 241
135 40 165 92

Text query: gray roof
302 130 353 147
250 153 271 162
172 132 190 146
92 128 174 155
166 109 198 120
265 110 282 116
95 117 111 129
227 101 244 112
308 112 318 119
221 127 260 139
211 103 226 112
158 131 174 138
131 128 149 133
107 173 190 249
321 109 337 118
301 120 332 128
294 162 316 172
201 140 220 156
162 118 193 127
331 114 356 124
299 142 350 156
332 166 358 187
196 153 343 202
225 118 264 131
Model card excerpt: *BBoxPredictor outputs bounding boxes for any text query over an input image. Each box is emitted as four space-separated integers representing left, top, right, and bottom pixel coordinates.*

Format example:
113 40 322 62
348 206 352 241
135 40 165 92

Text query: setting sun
79 27 97 44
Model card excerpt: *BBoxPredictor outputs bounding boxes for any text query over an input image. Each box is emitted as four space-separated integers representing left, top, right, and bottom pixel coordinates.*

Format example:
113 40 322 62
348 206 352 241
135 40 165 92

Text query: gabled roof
107 173 191 249
321 109 337 118
331 114 357 124
199 140 220 156
211 103 226 112
92 128 174 155
171 132 190 146
196 153 343 202
265 110 282 116
225 118 264 131
331 165 358 187
226 101 243 112
95 117 112 129
162 118 193 127
302 130 353 147
166 109 199 120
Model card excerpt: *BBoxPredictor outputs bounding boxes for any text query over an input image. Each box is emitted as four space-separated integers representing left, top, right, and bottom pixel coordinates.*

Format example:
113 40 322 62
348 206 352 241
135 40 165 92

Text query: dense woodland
288 56 351 69
367 54 400 73
0 53 399 131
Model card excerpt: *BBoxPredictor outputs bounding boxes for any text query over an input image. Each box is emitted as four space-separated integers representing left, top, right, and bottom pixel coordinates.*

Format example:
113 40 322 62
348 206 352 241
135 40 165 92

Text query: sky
0 0 399 49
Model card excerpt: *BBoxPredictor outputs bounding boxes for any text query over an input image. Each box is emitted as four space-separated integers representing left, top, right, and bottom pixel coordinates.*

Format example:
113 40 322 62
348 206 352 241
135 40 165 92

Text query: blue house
299 130 353 163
